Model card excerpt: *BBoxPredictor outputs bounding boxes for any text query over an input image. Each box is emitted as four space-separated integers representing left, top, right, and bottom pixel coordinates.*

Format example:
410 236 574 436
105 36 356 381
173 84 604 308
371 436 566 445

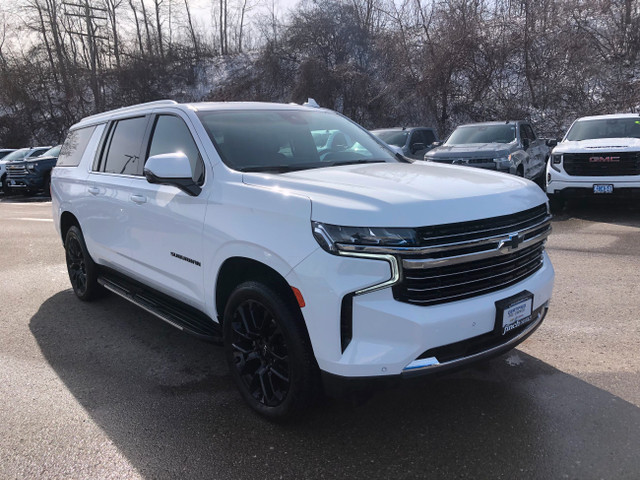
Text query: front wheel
65 225 103 301
223 281 319 420
1 175 9 195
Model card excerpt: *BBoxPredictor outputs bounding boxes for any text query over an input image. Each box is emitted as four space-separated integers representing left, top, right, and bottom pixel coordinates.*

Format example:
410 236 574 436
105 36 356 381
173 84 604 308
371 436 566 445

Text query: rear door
124 112 209 309
79 115 150 267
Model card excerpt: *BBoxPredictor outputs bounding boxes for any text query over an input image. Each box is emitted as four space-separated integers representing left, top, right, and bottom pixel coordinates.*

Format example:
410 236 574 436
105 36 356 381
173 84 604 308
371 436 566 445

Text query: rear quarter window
57 126 97 167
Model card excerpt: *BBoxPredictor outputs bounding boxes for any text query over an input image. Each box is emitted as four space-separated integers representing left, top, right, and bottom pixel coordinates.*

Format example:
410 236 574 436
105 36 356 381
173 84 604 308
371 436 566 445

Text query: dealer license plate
593 184 613 194
495 291 534 335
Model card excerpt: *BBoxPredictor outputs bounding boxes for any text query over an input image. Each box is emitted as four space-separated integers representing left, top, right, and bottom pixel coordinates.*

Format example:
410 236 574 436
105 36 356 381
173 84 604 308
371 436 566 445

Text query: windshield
446 124 516 145
39 145 61 158
2 148 30 162
372 130 408 147
565 118 640 141
197 109 397 173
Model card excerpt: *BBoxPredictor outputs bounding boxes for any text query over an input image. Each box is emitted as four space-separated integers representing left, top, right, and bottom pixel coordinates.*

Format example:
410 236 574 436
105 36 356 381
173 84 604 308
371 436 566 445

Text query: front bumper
321 303 547 396
288 248 554 380
6 175 44 190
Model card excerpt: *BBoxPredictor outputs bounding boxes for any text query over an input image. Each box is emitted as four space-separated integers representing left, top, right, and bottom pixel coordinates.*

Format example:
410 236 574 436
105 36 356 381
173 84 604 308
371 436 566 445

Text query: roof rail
80 99 179 123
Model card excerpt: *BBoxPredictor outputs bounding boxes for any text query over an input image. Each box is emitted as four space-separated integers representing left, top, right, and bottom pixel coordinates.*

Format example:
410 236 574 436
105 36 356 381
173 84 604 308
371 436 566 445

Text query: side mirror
144 153 201 196
411 142 426 154
431 141 442 147
546 138 558 148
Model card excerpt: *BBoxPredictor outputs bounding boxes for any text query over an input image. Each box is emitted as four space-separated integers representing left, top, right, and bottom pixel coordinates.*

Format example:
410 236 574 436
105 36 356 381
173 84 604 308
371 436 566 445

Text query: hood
242 162 547 227
553 137 640 154
425 143 514 160
24 155 58 163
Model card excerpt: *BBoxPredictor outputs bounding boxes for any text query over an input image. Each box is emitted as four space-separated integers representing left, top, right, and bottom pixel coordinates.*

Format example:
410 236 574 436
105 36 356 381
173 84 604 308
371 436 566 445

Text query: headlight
27 163 37 171
493 155 513 169
550 154 562 172
312 222 418 253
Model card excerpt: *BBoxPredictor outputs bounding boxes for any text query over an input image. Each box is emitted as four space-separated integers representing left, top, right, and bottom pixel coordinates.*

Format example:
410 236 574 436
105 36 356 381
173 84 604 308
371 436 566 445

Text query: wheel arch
59 211 81 243
215 256 303 326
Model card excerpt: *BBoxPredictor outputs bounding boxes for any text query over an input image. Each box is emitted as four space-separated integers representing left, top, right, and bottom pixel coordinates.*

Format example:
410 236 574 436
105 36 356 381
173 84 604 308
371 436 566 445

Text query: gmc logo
589 156 620 163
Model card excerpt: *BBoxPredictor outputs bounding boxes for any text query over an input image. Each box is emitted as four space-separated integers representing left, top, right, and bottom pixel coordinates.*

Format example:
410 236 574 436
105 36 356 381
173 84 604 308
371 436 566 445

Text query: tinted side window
524 125 536 140
147 115 204 185
410 130 426 147
423 130 436 144
102 117 148 175
57 126 97 167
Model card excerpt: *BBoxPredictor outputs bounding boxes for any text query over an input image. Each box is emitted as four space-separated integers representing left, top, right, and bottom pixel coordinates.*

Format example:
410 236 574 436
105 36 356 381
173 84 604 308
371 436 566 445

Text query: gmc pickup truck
546 113 640 211
52 101 554 419
424 121 554 181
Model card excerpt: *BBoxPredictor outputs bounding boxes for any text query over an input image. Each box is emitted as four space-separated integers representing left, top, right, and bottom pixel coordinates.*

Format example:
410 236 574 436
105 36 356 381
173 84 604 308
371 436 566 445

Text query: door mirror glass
144 153 201 196
546 138 558 148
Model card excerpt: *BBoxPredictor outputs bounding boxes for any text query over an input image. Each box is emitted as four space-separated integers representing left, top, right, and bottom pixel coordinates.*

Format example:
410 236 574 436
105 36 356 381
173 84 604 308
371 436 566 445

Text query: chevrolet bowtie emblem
498 233 522 251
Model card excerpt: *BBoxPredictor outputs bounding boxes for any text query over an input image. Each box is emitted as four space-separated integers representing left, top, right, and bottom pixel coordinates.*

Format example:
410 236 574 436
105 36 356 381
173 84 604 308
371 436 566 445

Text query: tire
64 225 103 301
43 175 51 197
223 281 319 420
516 165 525 177
1 175 9 195
548 194 565 214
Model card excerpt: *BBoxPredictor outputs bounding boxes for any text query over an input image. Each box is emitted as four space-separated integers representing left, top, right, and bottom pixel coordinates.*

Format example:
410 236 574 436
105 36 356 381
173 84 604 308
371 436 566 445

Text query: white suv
52 100 555 418
547 113 640 210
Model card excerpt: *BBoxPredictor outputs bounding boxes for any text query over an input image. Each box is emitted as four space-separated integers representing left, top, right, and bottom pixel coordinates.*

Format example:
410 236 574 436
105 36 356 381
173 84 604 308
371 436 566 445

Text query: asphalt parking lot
1 194 639 479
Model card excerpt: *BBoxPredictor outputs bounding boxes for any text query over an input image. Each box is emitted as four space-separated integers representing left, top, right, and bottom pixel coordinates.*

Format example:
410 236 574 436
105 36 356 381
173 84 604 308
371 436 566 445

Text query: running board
97 272 222 342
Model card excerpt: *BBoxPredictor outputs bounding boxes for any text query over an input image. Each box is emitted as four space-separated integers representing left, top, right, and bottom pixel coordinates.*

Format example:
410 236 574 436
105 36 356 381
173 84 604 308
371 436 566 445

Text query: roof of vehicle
371 127 435 132
73 100 329 129
456 120 526 128
574 113 640 122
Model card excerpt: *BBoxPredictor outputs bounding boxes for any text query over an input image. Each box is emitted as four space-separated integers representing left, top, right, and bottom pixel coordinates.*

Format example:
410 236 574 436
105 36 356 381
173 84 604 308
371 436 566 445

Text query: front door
125 113 209 309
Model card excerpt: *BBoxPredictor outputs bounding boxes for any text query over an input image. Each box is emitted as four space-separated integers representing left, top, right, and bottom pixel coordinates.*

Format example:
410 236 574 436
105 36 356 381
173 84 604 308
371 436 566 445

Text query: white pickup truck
547 113 640 210
52 100 554 419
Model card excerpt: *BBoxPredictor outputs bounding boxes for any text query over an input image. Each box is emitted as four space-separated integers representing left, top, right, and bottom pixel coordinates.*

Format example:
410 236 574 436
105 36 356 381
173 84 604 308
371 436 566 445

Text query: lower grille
563 152 640 176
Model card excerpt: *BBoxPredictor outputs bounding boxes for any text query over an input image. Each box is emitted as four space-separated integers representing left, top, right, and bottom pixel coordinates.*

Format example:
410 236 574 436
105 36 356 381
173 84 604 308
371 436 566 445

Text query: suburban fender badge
170 251 201 267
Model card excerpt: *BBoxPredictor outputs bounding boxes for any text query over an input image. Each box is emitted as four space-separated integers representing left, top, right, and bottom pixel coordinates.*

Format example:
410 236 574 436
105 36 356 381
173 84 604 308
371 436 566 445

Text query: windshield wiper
327 159 386 167
239 165 313 173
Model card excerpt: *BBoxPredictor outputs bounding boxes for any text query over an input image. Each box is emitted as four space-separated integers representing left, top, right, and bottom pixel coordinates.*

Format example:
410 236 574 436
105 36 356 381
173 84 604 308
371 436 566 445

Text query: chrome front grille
6 165 28 178
393 204 551 306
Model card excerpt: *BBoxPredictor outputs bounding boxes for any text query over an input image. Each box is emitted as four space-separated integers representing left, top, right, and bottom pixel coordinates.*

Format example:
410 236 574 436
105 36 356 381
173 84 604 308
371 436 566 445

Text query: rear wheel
1 175 9 195
43 175 51 197
223 281 318 420
65 226 102 301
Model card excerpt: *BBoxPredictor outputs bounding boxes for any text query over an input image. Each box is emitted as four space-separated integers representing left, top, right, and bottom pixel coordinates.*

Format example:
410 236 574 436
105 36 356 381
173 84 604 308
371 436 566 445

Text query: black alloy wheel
230 299 291 406
65 226 102 301
223 281 318 419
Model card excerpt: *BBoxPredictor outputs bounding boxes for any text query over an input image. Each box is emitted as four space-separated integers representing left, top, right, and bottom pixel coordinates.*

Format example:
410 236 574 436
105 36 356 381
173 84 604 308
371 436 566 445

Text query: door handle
130 194 147 204
88 186 99 195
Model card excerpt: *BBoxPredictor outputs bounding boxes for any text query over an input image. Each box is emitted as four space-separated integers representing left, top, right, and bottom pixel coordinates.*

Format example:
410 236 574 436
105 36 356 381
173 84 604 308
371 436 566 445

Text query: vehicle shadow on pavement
31 291 640 480
552 197 640 227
